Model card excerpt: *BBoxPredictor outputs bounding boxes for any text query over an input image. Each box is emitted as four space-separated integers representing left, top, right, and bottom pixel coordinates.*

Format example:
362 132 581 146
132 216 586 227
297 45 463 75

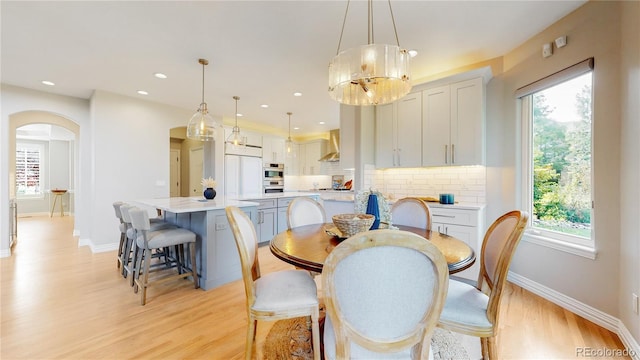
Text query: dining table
270 223 476 274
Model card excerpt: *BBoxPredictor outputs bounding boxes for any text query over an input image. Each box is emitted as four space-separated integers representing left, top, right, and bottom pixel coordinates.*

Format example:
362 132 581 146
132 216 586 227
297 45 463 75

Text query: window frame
517 59 596 259
15 142 45 199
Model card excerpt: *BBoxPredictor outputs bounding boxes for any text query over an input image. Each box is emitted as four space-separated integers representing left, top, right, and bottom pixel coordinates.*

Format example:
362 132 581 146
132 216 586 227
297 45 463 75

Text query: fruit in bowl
332 214 375 237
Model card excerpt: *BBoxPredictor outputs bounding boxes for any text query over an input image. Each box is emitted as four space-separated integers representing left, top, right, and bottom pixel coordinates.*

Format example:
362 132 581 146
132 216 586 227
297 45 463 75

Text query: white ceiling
1 0 585 137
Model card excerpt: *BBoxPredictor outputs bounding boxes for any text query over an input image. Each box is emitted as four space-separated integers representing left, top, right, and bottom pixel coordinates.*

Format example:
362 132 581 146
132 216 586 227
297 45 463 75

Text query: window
16 143 44 198
519 59 594 256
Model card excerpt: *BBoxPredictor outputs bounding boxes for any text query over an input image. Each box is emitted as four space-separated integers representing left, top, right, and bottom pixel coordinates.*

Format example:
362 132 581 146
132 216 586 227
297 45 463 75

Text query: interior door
169 149 181 197
189 147 203 196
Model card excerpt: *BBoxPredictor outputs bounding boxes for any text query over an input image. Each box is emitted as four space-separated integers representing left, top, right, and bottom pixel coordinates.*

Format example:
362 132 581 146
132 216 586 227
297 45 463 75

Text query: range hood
319 129 340 162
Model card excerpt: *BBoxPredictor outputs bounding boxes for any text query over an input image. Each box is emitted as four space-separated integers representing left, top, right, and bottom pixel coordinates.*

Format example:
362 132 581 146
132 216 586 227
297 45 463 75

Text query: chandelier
187 59 218 141
328 0 411 106
226 96 245 147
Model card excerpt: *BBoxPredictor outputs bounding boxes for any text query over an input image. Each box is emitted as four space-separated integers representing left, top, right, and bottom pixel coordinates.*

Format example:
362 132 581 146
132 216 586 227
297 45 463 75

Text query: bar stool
119 205 174 281
129 208 199 305
112 201 127 272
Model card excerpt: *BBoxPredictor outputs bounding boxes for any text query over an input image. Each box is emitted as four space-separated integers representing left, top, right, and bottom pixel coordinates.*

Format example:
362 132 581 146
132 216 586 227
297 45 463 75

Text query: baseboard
78 237 118 253
508 271 640 359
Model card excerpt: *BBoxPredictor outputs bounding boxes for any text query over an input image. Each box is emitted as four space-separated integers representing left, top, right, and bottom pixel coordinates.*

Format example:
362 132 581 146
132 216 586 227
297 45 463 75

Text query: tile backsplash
363 164 486 204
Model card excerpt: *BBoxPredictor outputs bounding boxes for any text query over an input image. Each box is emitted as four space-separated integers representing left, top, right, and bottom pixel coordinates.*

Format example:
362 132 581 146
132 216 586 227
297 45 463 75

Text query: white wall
87 90 198 250
491 1 622 317
618 0 640 343
1 85 90 256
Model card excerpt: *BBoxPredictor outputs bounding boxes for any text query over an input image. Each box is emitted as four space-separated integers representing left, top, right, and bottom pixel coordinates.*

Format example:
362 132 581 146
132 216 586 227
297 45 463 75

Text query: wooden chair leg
117 232 125 269
140 248 151 305
481 336 494 359
245 318 257 360
311 309 321 360
487 336 497 359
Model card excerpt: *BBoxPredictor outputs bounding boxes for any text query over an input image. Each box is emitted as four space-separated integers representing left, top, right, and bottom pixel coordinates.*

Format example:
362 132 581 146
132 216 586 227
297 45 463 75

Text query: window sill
523 232 597 260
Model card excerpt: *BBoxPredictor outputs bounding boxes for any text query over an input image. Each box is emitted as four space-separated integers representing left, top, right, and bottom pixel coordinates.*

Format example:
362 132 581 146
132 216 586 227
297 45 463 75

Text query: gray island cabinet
134 197 258 291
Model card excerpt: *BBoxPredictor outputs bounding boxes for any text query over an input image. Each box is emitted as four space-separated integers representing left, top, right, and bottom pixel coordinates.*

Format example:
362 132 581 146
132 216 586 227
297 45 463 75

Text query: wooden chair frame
286 196 326 229
438 210 528 359
390 197 433 230
226 206 321 360
322 229 449 359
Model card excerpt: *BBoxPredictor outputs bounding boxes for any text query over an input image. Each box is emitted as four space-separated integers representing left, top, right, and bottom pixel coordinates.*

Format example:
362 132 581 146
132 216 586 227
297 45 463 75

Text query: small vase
204 188 216 200
365 193 380 230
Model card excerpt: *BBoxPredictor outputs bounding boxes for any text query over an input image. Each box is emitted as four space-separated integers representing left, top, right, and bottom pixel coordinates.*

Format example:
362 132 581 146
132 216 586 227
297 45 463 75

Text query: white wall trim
509 271 640 359
80 238 117 253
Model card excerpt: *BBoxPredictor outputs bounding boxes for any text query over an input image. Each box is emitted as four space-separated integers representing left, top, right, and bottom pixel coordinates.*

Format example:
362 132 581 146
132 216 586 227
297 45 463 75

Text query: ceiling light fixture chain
187 58 218 141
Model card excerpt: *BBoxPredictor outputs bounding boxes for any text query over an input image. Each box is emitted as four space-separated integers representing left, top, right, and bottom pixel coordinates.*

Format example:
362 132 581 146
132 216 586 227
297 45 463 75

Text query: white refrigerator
225 154 263 198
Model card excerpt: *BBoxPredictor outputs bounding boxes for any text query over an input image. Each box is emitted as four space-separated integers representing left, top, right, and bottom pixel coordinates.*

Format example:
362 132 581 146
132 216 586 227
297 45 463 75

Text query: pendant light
285 112 295 158
187 59 218 141
328 0 411 106
227 96 245 147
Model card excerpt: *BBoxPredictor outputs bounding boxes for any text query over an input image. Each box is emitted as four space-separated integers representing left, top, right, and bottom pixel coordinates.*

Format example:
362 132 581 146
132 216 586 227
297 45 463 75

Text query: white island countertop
134 196 259 213
233 191 320 201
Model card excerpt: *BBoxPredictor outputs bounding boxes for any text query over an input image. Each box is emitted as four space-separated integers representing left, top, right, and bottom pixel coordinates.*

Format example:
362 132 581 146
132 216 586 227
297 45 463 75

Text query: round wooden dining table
270 223 475 274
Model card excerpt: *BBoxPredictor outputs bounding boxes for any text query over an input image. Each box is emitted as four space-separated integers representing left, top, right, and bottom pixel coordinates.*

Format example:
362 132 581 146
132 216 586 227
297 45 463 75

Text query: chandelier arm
388 0 400 47
336 0 351 55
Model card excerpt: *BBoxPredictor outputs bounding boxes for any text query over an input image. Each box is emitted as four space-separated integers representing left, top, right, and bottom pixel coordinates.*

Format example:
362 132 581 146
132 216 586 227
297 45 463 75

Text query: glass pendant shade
285 112 295 158
328 43 411 106
226 96 245 147
187 58 218 141
187 103 217 141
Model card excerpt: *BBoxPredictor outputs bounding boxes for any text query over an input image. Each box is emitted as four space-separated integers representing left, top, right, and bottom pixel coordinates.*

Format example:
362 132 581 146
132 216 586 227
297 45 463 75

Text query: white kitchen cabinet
422 77 484 166
299 140 327 175
340 105 356 170
375 92 422 168
262 136 286 164
431 206 484 280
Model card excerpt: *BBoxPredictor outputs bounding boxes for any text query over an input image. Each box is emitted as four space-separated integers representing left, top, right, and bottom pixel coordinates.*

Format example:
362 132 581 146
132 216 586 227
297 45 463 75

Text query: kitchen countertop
233 191 320 201
134 196 259 213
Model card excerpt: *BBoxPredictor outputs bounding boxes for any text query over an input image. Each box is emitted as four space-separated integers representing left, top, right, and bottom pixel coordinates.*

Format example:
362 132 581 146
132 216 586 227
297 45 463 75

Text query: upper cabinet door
375 103 395 168
450 77 484 166
422 85 451 166
395 92 422 167
263 136 285 164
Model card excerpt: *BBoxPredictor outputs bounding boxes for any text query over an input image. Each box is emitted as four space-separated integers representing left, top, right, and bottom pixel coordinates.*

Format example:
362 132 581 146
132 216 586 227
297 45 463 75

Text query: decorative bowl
332 213 375 238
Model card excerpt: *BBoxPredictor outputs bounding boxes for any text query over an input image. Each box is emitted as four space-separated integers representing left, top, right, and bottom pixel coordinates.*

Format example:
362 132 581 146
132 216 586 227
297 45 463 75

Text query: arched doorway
9 111 80 245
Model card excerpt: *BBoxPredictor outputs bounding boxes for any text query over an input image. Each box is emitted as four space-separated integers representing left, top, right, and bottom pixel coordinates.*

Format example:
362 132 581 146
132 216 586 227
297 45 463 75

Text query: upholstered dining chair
322 229 449 359
437 210 529 359
286 196 326 229
391 197 433 230
129 207 199 305
226 206 321 360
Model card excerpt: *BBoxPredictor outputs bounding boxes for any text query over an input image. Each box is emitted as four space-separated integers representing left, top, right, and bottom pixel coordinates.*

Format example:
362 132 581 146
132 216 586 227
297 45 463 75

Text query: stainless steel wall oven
263 163 284 193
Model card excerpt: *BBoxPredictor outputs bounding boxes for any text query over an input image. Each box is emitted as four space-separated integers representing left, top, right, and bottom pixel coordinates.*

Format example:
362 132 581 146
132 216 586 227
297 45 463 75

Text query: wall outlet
633 293 639 314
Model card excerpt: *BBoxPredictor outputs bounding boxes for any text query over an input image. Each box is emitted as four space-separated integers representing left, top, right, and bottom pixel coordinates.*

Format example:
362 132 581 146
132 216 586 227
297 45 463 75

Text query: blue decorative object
204 188 216 200
366 193 381 230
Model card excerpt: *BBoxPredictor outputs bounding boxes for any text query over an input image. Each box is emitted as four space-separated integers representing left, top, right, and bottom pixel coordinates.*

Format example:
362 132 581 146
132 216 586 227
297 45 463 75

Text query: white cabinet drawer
430 208 479 227
255 199 277 209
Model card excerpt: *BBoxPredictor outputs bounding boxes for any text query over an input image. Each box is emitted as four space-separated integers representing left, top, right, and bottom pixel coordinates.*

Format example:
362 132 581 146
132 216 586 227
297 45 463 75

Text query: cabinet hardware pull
433 214 455 218
397 148 401 166
451 144 455 164
444 145 448 164
392 149 397 166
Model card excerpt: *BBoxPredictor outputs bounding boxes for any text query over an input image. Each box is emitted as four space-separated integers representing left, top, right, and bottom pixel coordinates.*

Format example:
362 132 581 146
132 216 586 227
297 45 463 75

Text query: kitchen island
134 196 259 290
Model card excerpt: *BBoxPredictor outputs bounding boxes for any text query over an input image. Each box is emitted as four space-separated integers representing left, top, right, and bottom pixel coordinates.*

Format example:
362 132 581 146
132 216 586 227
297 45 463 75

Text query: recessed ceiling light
137 90 149 95
408 49 418 58
293 127 300 130
154 72 167 79
236 113 243 117
41 80 55 86
293 92 302 97
319 121 325 125
260 104 269 108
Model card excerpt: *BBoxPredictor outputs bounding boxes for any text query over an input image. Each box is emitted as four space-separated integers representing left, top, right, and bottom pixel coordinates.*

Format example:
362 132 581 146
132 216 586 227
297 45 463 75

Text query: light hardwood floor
1 216 629 359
